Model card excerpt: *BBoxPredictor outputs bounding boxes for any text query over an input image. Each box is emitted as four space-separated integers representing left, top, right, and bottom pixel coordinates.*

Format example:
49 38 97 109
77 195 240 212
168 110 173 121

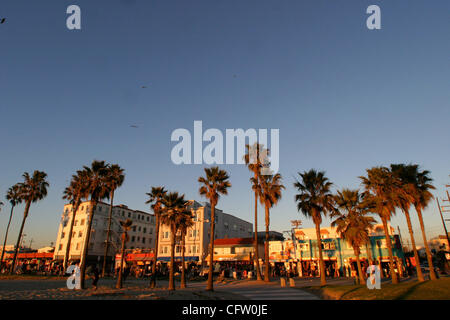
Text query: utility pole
437 198 450 249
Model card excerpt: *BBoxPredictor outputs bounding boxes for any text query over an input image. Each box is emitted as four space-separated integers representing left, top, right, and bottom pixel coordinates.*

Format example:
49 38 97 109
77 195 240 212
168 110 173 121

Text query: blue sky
0 1 449 248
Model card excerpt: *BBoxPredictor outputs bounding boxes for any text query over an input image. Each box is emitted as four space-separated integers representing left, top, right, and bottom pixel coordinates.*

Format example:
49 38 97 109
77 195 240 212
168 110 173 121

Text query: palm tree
255 173 284 282
178 208 194 289
294 169 334 286
61 170 89 273
9 171 49 274
116 219 133 289
412 167 437 280
332 189 376 285
79 160 110 289
102 164 125 277
360 167 399 284
244 143 269 281
390 164 424 282
160 192 188 291
145 186 167 288
1 184 22 268
198 166 231 291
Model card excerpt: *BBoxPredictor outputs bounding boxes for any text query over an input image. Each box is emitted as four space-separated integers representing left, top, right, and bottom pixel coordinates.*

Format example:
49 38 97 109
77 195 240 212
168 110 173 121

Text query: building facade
157 201 253 264
268 224 406 277
54 201 155 266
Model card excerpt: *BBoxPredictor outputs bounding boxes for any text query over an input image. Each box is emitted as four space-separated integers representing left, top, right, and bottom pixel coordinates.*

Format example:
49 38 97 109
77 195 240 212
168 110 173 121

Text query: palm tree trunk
1 205 15 269
181 233 186 289
102 190 115 277
415 206 437 280
150 212 160 288
355 250 365 285
264 204 270 282
10 201 30 274
381 216 399 284
63 201 79 273
80 201 96 289
403 209 424 281
365 242 373 265
314 219 326 286
168 224 176 291
253 189 262 281
207 203 216 291
116 235 126 289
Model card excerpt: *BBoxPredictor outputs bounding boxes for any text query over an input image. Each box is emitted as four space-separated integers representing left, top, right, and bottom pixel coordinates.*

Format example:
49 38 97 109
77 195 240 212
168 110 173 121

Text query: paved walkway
188 280 320 300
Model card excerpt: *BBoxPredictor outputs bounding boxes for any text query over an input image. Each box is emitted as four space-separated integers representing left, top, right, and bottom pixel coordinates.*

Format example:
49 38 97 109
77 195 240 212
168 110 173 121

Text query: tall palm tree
178 208 194 289
116 219 133 289
390 164 424 282
244 143 269 281
294 169 334 286
79 160 110 289
61 170 89 273
102 164 125 277
255 173 284 282
1 184 22 268
160 192 188 291
412 167 437 280
145 186 167 288
332 189 376 285
198 166 231 291
9 171 49 274
360 167 399 284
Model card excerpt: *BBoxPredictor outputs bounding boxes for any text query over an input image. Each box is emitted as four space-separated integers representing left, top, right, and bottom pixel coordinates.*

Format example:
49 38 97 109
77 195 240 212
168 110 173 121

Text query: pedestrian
87 264 100 290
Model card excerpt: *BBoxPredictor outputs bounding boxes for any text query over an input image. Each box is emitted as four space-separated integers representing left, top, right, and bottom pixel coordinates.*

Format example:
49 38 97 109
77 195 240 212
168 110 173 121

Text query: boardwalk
188 280 320 300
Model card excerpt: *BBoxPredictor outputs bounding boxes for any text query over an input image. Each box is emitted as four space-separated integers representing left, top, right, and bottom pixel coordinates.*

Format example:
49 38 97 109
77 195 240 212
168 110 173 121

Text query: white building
157 200 253 264
53 201 155 265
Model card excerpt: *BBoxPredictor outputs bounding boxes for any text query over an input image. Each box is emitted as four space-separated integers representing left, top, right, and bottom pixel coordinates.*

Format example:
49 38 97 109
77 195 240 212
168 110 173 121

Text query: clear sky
0 1 449 249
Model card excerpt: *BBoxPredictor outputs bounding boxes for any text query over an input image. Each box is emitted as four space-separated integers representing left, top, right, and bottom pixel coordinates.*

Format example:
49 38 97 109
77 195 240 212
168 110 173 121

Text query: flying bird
130 125 139 128
0 18 6 24
141 86 147 88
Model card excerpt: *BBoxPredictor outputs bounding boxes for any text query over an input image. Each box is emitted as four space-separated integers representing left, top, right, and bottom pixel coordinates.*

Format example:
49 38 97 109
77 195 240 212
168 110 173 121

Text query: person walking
87 264 100 290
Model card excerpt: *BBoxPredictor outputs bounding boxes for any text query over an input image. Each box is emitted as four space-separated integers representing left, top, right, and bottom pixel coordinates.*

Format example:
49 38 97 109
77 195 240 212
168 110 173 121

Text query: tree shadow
339 286 363 300
394 281 427 300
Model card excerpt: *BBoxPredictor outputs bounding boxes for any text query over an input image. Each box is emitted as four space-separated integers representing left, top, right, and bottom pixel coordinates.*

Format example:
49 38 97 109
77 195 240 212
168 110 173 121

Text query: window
59 244 63 250
80 219 85 226
143 228 147 233
149 228 153 234
61 232 65 239
131 236 135 242
128 212 131 218
74 220 78 226
76 243 80 250
72 232 76 238
78 231 83 238
142 237 145 244
163 246 168 254
133 226 136 232
138 226 141 232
